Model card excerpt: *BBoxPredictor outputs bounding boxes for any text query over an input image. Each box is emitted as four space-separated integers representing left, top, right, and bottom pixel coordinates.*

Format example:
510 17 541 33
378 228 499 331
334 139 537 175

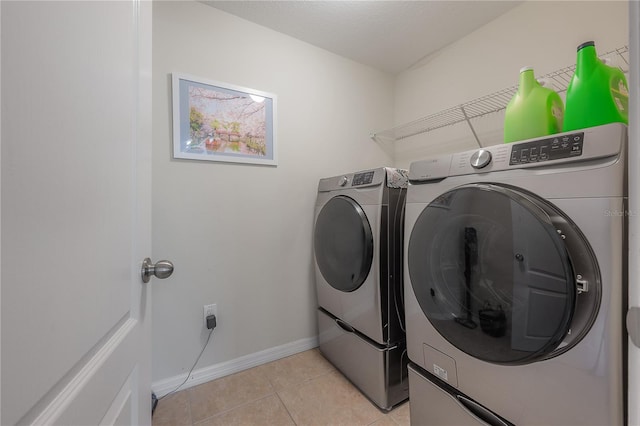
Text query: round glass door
408 183 599 365
314 195 373 292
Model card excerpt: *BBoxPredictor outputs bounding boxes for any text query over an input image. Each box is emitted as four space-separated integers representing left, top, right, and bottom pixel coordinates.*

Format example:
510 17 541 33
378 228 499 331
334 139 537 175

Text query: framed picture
172 73 277 166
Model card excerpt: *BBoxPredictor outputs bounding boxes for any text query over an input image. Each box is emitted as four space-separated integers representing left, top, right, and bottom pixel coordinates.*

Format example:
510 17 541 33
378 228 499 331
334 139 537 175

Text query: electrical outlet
203 303 217 328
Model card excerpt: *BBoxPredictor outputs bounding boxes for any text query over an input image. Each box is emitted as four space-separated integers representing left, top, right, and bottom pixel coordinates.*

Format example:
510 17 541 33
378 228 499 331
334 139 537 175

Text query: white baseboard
152 335 319 397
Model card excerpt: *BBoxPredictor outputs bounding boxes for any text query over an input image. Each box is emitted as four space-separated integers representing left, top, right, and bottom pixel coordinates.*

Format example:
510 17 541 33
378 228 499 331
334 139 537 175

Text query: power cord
158 315 216 401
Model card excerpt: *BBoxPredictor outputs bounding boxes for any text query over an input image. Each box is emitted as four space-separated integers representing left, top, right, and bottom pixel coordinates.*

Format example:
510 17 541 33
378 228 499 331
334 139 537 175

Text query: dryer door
315 195 374 292
407 183 600 365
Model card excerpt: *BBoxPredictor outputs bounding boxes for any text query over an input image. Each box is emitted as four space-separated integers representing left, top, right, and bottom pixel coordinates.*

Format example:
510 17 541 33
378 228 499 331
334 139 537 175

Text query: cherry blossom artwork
172 74 277 166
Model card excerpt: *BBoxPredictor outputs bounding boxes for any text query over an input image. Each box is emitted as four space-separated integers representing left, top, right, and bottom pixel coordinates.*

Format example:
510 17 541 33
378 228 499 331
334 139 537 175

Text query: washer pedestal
408 363 512 426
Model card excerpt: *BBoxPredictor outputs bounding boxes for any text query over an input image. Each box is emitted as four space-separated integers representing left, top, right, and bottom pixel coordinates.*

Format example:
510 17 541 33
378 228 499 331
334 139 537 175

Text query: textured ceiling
202 1 522 75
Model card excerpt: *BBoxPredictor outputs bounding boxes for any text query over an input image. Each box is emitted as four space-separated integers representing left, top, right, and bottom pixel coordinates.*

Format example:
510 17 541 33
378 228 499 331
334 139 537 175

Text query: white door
1 1 154 425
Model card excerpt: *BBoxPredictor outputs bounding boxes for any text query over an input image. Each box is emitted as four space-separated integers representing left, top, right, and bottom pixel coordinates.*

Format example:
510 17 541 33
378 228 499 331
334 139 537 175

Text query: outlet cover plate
203 303 217 328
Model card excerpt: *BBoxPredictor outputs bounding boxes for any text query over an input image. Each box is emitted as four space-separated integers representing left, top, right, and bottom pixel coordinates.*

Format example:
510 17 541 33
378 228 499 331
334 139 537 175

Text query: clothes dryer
314 167 409 410
404 123 627 425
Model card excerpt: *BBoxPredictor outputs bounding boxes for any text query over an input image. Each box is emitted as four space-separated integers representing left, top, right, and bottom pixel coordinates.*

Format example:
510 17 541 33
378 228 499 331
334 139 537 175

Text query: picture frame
171 73 277 166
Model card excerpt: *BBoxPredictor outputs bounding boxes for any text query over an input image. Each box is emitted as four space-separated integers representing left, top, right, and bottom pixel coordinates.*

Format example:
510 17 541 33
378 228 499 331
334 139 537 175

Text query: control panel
409 123 625 183
509 132 584 165
352 170 375 186
318 168 387 192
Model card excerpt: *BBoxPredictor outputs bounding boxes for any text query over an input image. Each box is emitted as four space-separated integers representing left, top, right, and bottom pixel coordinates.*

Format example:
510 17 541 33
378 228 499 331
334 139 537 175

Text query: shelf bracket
460 106 482 148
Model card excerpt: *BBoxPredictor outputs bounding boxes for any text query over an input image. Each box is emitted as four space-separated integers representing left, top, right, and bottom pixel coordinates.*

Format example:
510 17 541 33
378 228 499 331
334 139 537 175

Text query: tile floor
152 349 410 426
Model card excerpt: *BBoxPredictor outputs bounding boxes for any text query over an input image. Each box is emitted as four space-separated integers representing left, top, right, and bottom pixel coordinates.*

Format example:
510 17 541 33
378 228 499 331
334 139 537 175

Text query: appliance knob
470 149 492 169
339 176 348 187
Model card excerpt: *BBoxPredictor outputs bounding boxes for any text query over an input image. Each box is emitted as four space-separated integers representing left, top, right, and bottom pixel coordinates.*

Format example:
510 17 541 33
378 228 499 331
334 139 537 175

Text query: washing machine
404 123 627 425
314 167 409 410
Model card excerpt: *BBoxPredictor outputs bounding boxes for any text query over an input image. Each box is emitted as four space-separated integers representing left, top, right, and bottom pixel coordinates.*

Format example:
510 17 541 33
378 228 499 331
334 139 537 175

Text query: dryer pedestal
318 308 408 410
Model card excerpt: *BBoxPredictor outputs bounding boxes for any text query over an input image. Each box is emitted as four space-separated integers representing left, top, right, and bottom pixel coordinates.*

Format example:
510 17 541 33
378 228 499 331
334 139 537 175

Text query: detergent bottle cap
577 41 595 51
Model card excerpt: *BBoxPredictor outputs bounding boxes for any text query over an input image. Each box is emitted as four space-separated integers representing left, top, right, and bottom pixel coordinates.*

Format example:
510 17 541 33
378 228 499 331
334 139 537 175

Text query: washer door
408 183 600 365
314 195 374 292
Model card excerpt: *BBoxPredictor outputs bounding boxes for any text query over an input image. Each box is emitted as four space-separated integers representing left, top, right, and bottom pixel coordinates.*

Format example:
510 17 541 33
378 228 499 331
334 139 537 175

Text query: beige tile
368 416 399 426
277 370 385 426
195 394 295 426
152 391 192 426
256 348 335 391
187 368 274 423
388 401 410 426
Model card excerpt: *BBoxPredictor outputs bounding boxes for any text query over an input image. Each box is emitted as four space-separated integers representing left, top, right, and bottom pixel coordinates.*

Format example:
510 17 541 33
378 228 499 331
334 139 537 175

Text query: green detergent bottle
504 67 564 143
563 41 629 131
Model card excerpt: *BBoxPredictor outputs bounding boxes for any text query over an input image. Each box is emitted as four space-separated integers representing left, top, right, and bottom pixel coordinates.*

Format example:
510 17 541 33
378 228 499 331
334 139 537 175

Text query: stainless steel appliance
404 123 627 425
314 167 409 410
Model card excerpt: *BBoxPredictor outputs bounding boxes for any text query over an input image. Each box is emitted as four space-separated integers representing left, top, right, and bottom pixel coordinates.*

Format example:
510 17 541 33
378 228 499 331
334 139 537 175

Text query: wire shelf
372 45 629 144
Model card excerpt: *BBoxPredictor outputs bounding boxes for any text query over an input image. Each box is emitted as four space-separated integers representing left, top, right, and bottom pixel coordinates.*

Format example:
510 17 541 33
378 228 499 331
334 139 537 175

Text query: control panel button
339 176 348 187
470 149 492 169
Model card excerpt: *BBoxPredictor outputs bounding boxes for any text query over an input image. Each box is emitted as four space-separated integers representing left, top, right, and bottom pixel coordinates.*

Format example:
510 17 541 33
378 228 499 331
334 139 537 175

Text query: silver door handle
141 258 174 283
628 307 640 348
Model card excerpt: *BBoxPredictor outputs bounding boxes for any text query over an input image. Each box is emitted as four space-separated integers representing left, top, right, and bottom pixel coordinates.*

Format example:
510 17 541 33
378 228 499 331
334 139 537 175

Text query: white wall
152 1 394 387
394 1 629 169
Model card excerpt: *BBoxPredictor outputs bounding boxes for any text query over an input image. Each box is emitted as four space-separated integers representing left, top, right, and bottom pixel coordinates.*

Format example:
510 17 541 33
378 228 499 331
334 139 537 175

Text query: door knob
628 307 640 348
141 258 174 283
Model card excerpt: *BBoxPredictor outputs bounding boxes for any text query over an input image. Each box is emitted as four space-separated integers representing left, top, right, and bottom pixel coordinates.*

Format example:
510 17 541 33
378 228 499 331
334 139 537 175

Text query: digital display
352 171 375 186
510 132 584 165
